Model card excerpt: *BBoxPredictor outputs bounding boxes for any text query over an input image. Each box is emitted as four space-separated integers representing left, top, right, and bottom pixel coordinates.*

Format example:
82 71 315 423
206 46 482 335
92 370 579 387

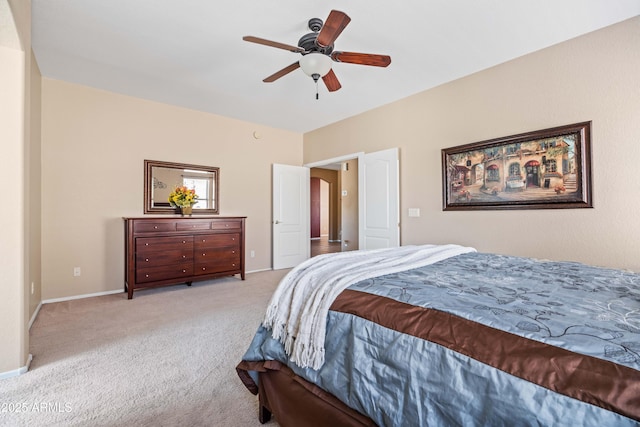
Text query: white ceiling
31 1 639 133
1 0 20 49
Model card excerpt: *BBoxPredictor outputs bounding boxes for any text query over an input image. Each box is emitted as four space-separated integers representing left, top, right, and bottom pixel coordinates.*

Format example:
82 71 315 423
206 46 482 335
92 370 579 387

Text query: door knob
274 220 281 224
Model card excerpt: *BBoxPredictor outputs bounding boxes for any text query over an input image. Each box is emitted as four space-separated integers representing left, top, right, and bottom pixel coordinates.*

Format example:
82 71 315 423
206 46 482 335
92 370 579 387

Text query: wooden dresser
124 216 246 299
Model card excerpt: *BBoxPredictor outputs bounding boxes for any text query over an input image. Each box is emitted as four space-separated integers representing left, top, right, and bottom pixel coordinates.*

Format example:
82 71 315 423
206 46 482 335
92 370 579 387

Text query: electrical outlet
73 267 81 277
250 250 255 258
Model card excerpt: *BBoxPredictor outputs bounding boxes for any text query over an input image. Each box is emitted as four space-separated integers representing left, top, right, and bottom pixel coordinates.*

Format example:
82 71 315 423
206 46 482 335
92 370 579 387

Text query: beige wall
305 17 640 272
41 79 302 300
28 49 42 323
341 160 359 251
1 0 40 375
0 43 26 376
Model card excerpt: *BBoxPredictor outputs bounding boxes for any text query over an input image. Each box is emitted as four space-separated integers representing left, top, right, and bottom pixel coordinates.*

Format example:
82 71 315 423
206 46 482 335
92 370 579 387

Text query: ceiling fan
243 10 391 98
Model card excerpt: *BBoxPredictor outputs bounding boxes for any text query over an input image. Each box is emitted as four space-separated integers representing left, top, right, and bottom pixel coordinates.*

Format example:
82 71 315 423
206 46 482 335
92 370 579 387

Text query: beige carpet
0 269 289 427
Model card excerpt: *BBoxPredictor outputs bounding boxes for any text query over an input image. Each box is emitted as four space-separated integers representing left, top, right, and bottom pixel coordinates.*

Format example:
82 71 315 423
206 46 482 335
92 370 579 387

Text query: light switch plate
408 208 420 217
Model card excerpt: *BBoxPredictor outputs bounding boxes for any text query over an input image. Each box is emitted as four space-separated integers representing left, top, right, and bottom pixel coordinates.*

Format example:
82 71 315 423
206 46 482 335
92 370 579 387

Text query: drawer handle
145 243 149 246
182 255 186 259
202 267 206 271
202 239 206 243
145 258 149 262
193 225 197 228
232 263 236 267
225 224 229 227
154 226 158 229
183 240 186 244
183 269 186 273
202 253 206 256
232 238 235 241
232 251 235 254
145 274 149 278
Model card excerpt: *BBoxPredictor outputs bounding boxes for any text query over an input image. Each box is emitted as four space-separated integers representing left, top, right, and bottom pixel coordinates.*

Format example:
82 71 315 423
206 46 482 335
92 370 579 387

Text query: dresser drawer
136 248 193 268
194 253 241 275
194 233 240 250
176 221 211 231
211 219 242 230
136 236 194 254
195 247 240 264
136 263 194 283
134 221 176 233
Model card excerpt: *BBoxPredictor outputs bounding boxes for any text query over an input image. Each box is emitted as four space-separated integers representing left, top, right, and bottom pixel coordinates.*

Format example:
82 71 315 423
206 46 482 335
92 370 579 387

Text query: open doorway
311 180 340 255
309 158 359 257
310 167 342 257
279 147 397 267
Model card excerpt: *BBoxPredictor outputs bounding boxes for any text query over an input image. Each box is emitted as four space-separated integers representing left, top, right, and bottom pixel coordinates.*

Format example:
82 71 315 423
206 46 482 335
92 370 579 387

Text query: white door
358 148 400 250
272 164 310 269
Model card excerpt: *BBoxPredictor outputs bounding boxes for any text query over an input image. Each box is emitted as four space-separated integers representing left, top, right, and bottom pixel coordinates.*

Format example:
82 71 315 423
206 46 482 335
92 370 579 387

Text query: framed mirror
144 160 219 215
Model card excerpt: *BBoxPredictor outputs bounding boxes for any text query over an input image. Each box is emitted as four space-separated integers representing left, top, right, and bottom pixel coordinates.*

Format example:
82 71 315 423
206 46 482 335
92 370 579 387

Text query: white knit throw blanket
262 244 476 370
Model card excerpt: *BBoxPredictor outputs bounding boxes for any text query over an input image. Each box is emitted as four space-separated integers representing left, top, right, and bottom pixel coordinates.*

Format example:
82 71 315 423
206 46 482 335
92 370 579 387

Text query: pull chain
311 73 320 100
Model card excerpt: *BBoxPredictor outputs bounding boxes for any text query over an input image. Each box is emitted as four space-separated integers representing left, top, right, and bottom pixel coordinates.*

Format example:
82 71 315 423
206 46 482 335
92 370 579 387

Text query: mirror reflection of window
182 170 215 210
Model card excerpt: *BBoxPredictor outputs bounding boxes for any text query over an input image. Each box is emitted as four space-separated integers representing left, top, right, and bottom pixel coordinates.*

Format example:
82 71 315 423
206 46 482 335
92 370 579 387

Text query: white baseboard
28 272 271 341
29 302 42 330
40 271 278 305
42 289 123 304
17 270 276 381
245 268 273 274
27 290 122 333
0 354 32 380
39 273 275 305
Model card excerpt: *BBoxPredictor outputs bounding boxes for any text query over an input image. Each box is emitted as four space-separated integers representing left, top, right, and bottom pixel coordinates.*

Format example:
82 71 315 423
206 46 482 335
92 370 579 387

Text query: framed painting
442 122 592 211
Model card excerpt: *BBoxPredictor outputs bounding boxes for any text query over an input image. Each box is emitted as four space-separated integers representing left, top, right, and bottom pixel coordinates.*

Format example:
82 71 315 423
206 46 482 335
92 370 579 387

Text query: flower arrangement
554 184 566 194
168 186 199 207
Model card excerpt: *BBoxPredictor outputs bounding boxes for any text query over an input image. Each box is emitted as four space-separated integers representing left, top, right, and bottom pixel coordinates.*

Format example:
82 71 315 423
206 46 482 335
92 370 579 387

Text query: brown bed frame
237 360 376 427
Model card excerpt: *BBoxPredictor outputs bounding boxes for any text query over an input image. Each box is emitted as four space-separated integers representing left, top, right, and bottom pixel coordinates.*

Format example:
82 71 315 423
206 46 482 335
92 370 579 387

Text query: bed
236 244 640 426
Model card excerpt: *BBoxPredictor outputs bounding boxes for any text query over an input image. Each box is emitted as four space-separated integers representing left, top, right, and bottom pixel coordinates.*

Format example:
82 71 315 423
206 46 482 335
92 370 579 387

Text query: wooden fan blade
331 51 391 67
322 69 342 92
316 10 351 48
263 62 300 83
243 36 304 53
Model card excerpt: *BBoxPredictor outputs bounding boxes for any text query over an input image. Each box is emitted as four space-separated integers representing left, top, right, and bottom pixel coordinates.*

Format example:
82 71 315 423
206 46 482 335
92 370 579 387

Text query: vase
180 206 193 216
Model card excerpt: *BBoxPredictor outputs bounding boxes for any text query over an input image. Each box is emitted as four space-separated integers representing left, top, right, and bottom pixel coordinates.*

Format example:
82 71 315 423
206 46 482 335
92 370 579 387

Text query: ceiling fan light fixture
299 53 332 80
243 10 390 93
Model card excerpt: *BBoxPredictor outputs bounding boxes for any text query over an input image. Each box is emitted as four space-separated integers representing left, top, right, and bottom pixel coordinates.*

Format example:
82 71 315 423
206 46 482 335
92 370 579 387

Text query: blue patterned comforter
240 252 640 426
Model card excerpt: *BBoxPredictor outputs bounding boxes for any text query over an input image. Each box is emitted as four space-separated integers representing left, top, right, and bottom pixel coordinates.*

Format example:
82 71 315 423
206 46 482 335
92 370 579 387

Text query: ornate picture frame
442 122 593 211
